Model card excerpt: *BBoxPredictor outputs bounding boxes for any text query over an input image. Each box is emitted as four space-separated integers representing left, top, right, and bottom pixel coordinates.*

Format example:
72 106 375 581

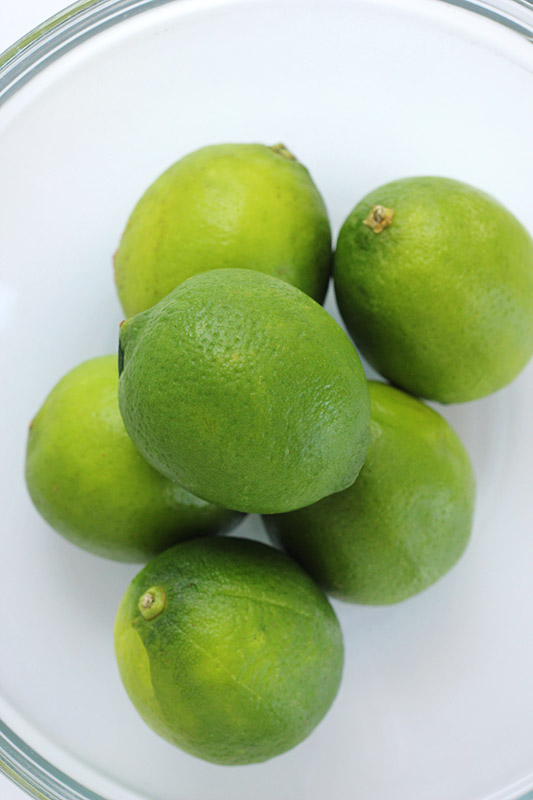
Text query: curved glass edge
449 0 533 36
0 0 532 104
0 0 532 798
0 719 106 800
0 0 101 69
0 0 178 104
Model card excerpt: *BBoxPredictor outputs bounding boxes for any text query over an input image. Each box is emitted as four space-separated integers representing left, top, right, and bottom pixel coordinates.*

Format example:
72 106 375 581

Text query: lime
25 356 243 562
114 142 332 315
264 381 475 604
118 268 370 514
333 176 533 403
114 536 343 764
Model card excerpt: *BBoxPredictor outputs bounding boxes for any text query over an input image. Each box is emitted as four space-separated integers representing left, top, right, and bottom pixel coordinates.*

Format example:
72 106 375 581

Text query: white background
1 0 57 774
0 7 68 800
3 7 70 799
2 2 533 800
2 0 69 54
0 15 62 778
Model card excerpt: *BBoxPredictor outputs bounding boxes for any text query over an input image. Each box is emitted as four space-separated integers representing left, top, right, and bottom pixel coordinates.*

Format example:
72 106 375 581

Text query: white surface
2 4 74 799
1 1 533 799
0 780 31 800
0 774 31 799
1 10 70 800
1 0 68 54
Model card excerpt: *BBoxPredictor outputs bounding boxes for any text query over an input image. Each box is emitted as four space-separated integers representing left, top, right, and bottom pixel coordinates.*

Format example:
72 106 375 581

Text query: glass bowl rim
1 0 533 103
0 0 532 798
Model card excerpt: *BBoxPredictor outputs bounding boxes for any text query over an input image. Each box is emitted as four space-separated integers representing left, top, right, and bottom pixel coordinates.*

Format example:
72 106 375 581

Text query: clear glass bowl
1 1 532 799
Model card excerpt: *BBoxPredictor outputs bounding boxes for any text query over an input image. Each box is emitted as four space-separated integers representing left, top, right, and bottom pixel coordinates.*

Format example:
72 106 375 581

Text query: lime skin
333 176 533 403
263 381 476 605
25 356 243 562
118 269 370 514
114 142 332 315
114 536 344 765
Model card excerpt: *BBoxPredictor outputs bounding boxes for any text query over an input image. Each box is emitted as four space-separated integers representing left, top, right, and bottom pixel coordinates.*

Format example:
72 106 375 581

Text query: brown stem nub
363 204 395 233
270 143 297 162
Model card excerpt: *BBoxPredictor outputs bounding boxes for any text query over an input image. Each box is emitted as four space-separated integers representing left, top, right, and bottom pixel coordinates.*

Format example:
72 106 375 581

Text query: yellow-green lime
114 142 332 316
264 381 475 604
114 536 343 764
118 268 370 514
334 176 533 403
25 356 243 562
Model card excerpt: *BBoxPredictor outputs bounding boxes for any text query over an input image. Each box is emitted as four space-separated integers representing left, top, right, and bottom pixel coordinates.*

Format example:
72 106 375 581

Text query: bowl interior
1 1 533 799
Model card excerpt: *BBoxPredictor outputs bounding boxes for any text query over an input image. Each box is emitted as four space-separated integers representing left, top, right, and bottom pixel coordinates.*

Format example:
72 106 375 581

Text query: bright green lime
118 268 370 514
334 176 533 403
114 536 343 764
114 142 332 315
264 381 475 604
25 356 243 562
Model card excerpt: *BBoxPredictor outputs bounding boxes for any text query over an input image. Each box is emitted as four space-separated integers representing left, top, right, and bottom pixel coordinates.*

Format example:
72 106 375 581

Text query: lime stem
138 586 166 620
363 205 395 233
270 143 297 161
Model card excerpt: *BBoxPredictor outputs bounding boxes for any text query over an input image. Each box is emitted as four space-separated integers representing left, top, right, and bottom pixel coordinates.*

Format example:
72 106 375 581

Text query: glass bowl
1 1 532 799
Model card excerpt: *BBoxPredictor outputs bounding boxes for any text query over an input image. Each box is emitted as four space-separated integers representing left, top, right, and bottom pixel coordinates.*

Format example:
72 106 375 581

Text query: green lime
25 356 243 562
118 268 370 514
114 142 332 315
264 381 475 605
333 176 533 403
114 536 343 764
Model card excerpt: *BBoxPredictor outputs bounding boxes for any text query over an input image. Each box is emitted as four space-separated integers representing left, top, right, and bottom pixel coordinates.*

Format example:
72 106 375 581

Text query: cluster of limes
25 143 533 765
